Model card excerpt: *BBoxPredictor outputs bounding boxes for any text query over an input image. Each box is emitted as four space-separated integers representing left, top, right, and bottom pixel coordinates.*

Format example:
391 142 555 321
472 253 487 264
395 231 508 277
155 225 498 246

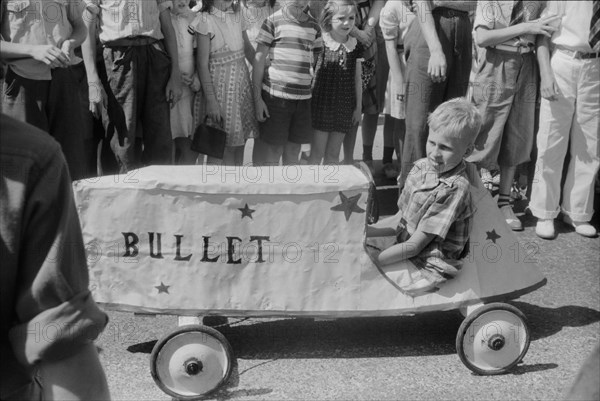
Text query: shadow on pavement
511 301 600 341
125 302 599 360
510 362 559 375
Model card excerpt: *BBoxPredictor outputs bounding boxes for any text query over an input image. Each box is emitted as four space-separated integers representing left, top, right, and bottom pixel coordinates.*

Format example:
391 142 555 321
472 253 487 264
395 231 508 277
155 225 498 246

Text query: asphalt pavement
96 120 599 400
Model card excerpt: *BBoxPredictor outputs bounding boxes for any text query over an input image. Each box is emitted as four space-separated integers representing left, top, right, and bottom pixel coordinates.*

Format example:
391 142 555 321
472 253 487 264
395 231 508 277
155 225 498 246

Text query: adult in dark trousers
82 0 182 173
0 0 89 180
399 0 475 188
0 114 110 400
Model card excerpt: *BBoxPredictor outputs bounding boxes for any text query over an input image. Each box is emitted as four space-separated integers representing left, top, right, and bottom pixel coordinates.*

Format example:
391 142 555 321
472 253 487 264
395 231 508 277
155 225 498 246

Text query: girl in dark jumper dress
309 0 363 165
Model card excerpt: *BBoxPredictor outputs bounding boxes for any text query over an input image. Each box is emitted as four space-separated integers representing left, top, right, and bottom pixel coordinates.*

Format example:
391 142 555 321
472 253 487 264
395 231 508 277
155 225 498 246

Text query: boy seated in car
367 98 482 296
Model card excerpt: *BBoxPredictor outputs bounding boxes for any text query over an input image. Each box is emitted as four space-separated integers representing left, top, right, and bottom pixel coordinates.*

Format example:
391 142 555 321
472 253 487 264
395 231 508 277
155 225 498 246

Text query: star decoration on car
155 282 170 294
238 203 255 219
486 229 501 244
330 192 365 221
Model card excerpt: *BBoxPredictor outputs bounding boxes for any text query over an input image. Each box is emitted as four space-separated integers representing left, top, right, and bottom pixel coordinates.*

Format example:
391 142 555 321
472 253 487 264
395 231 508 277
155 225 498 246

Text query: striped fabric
510 0 525 26
256 10 322 99
591 0 600 51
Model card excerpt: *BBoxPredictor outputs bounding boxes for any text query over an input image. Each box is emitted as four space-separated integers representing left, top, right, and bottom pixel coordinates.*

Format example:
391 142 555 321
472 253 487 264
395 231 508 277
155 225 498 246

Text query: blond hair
319 0 358 32
427 98 482 144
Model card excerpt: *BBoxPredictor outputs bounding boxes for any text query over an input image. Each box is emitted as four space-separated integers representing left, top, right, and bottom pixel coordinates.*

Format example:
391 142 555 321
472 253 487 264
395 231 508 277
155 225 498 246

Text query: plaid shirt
396 158 475 282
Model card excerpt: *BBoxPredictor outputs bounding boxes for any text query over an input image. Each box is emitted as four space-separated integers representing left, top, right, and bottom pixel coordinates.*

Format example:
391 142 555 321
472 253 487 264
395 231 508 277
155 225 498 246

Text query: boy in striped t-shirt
252 0 323 165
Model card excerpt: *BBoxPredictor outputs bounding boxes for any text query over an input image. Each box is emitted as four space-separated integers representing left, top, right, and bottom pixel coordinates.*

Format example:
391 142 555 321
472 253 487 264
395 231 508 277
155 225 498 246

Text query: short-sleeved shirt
84 0 172 43
191 7 249 53
474 0 544 47
255 8 322 100
242 0 281 47
541 0 596 53
379 0 415 43
0 115 108 399
2 0 80 79
396 158 475 270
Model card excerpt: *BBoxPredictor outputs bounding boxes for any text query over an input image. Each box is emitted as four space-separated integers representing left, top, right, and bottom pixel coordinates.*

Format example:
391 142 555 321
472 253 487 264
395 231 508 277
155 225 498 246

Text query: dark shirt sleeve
7 140 107 368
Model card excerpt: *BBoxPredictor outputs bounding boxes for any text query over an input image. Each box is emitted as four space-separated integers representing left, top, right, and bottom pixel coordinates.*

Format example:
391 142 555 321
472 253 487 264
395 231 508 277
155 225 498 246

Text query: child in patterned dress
191 0 259 165
309 0 363 164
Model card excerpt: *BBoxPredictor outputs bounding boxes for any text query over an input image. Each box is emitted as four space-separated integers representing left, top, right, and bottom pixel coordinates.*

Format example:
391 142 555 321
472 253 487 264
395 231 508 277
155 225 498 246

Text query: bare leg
309 130 329 164
361 113 379 161
343 122 359 164
174 137 198 165
324 131 345 165
283 142 301 165
258 140 285 166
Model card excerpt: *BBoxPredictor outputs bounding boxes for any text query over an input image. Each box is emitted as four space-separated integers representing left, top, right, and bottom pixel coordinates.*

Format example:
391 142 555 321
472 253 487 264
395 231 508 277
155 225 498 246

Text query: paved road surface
96 122 600 400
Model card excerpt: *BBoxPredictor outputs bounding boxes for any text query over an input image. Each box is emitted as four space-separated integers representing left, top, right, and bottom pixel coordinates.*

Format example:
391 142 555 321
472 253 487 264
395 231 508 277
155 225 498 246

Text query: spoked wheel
150 325 234 399
456 303 530 375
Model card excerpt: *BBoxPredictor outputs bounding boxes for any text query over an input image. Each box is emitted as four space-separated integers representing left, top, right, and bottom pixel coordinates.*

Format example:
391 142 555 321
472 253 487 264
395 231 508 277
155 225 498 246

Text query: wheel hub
184 358 203 376
487 334 505 351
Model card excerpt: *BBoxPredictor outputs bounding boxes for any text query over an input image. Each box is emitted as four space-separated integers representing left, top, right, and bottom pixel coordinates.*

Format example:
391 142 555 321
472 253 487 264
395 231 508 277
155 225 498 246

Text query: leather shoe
500 205 523 231
535 219 555 239
563 216 597 238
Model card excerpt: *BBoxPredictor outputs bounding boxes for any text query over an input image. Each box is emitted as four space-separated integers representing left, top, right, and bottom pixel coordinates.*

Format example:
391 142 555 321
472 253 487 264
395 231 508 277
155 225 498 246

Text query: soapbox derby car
73 163 546 399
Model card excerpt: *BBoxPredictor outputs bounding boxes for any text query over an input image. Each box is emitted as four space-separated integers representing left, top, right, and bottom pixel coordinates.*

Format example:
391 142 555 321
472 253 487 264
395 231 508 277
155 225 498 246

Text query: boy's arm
413 0 445 83
40 343 111 400
377 229 436 266
252 43 269 122
81 7 106 118
351 0 385 46
385 38 404 95
62 0 87 61
537 34 560 101
243 30 256 65
366 226 397 237
0 2 69 67
475 16 560 48
159 9 182 107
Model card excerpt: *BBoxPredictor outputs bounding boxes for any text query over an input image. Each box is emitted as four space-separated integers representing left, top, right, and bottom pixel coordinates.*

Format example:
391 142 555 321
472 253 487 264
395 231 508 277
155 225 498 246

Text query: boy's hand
59 39 76 64
428 49 446 83
181 73 192 86
166 74 182 108
30 44 69 68
540 74 561 101
522 15 561 37
255 97 270 122
87 78 107 119
189 75 201 92
351 27 374 47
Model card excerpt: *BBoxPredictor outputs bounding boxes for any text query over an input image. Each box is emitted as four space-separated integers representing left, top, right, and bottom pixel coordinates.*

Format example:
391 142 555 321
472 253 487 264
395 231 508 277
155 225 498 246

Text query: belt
491 44 534 54
104 36 159 48
556 47 600 60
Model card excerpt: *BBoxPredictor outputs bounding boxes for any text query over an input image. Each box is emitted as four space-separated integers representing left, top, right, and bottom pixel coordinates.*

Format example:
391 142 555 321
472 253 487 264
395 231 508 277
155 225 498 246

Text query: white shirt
542 0 596 52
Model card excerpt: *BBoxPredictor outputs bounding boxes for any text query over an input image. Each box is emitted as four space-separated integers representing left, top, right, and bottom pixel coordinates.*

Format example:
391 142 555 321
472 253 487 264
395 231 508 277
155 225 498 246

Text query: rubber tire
456 302 530 375
150 324 234 399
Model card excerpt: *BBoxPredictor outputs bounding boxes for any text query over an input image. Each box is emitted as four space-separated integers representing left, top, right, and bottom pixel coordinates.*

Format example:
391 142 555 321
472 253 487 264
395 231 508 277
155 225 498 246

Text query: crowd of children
1 0 598 246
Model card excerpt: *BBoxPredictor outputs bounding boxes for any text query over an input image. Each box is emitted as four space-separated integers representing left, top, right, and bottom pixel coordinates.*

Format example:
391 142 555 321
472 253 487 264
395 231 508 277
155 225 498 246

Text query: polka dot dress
312 33 363 135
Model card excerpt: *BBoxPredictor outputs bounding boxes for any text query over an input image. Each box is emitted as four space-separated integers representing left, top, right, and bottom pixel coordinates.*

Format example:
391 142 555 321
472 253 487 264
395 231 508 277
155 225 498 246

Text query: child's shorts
259 91 313 146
